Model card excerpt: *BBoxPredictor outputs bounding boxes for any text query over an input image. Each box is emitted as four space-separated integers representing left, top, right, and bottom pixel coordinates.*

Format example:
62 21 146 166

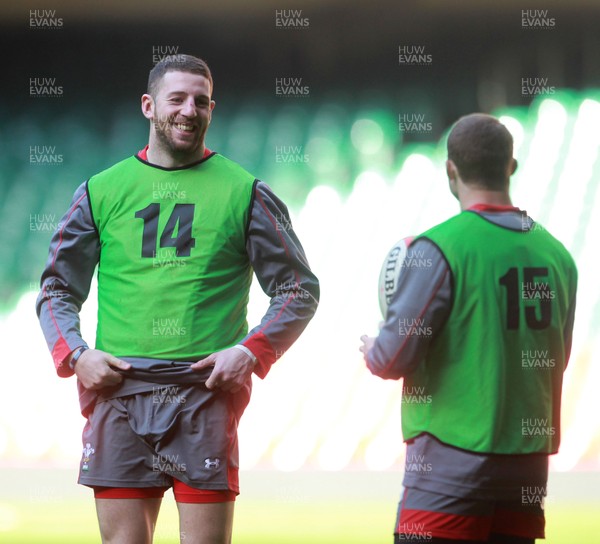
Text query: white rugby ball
378 236 414 317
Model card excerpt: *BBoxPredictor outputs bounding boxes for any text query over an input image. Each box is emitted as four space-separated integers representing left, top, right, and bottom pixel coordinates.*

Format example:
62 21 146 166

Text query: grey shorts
78 381 251 494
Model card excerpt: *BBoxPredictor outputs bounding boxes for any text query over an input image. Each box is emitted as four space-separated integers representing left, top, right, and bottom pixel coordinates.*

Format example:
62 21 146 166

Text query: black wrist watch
68 346 88 370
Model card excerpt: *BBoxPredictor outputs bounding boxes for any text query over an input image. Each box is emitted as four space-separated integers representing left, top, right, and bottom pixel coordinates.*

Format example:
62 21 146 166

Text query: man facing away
361 113 577 544
37 54 319 544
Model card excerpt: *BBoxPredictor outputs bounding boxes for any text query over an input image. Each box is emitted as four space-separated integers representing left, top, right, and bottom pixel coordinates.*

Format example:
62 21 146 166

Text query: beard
152 113 207 161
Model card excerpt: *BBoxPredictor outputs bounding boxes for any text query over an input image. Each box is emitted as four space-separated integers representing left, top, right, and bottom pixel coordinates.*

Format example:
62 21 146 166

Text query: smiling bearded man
36 54 319 544
144 64 214 164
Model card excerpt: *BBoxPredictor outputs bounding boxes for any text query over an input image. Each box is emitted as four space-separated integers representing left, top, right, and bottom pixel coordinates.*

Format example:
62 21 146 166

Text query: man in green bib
361 114 577 543
37 55 319 543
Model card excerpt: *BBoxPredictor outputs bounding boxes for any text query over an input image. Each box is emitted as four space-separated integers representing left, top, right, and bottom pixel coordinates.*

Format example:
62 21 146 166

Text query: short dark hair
147 54 213 97
447 113 513 189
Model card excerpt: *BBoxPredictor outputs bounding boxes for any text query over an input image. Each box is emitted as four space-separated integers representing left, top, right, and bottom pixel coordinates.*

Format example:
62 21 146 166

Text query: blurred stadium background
1 1 600 542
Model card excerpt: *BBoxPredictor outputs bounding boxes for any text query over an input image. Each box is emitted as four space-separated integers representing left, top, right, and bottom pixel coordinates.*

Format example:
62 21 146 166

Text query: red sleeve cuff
52 338 75 378
242 332 277 379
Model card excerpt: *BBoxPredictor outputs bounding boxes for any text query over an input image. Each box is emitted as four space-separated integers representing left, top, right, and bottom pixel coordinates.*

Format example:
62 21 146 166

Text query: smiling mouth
174 122 195 132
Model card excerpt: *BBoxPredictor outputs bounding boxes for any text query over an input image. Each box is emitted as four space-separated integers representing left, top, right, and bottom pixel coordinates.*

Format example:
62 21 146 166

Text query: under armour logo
204 458 220 469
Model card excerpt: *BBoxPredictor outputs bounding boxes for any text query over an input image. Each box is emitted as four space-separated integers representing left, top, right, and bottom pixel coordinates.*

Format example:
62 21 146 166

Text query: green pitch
2 499 598 543
1 469 598 543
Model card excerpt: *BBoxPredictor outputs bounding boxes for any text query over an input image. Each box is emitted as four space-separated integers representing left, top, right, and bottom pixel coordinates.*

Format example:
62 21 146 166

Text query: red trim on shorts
93 482 235 503
492 508 545 539
398 508 489 541
94 486 167 499
398 505 545 540
172 480 236 503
